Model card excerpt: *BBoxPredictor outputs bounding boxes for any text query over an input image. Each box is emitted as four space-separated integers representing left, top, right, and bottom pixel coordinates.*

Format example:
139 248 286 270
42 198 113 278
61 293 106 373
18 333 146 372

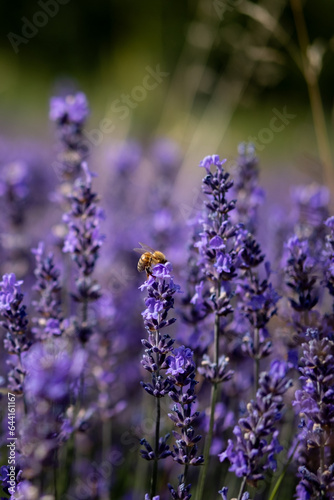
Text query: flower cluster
188 155 240 320
140 262 181 496
323 216 334 304
0 161 29 227
291 184 329 244
219 360 292 489
63 162 105 342
293 328 334 499
0 273 30 394
231 142 264 233
49 92 89 179
31 242 63 339
236 232 279 363
167 346 203 495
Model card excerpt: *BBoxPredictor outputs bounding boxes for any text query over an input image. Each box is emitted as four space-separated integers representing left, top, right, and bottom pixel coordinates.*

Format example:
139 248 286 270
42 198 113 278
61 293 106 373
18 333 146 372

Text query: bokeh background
1 0 334 174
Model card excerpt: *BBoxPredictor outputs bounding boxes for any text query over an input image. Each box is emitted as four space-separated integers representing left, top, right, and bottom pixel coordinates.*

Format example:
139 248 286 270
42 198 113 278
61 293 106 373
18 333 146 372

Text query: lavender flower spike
140 262 181 497
167 347 203 497
219 360 292 493
63 162 105 342
31 241 63 339
293 328 334 499
50 92 89 179
0 273 30 395
219 486 250 500
191 154 240 500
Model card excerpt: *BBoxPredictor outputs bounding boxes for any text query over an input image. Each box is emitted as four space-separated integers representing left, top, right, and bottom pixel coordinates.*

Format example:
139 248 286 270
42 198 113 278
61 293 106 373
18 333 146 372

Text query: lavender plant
293 328 334 499
62 161 105 345
3 88 334 500
49 92 89 181
166 346 204 497
184 155 240 500
0 274 30 400
236 231 280 393
31 242 63 340
219 360 292 499
231 143 264 234
139 262 180 498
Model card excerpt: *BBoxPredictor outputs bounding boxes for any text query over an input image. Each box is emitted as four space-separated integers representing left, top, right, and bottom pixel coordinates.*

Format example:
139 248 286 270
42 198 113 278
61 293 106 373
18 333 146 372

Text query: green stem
61 433 75 496
237 476 247 500
150 395 161 497
101 419 112 500
183 463 189 485
53 449 58 500
196 382 218 500
150 328 161 498
18 353 28 415
196 308 220 500
79 297 88 406
61 298 88 497
254 328 260 397
268 439 299 500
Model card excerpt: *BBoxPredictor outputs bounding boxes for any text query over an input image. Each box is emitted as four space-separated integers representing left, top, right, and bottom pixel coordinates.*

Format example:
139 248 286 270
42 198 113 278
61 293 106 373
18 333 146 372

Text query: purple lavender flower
230 142 264 234
219 360 292 489
284 236 319 314
140 262 180 333
292 328 334 499
197 354 234 384
139 262 181 497
291 184 329 244
235 236 279 372
0 161 29 226
24 339 87 404
186 154 240 342
168 482 192 499
0 273 23 311
185 154 241 500
0 466 22 498
219 487 250 500
167 347 203 488
0 273 30 394
31 242 63 340
166 346 194 378
323 216 334 303
63 162 105 342
49 92 89 124
49 92 89 179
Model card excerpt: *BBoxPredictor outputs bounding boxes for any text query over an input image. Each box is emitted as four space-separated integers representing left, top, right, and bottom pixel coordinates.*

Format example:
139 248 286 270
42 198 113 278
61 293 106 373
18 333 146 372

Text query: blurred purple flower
0 273 23 311
24 340 87 404
31 242 63 339
230 142 264 234
49 92 89 124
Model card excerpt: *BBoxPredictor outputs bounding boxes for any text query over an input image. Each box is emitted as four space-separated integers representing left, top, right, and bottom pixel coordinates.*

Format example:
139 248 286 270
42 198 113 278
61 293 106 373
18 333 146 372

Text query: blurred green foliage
0 0 333 168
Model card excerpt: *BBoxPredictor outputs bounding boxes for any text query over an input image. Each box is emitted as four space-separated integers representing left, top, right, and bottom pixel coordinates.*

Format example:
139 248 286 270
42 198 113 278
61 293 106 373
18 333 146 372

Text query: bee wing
133 242 155 255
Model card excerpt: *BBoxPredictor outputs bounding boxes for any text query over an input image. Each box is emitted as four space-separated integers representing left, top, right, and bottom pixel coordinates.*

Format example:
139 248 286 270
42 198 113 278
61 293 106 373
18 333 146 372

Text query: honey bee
134 243 167 275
